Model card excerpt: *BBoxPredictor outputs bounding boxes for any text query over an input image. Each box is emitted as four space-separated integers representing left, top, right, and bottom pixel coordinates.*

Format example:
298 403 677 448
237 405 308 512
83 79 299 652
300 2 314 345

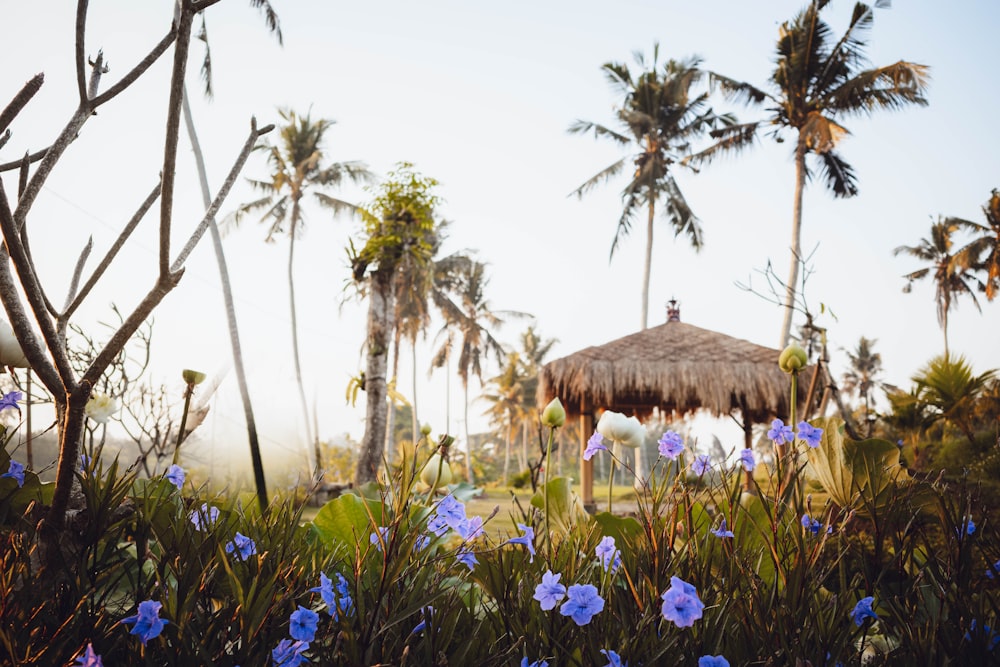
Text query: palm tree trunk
942 306 950 358
355 267 396 485
640 191 656 330
286 204 318 476
779 138 808 348
502 417 512 485
411 340 419 444
464 380 474 483
385 329 402 465
181 87 267 509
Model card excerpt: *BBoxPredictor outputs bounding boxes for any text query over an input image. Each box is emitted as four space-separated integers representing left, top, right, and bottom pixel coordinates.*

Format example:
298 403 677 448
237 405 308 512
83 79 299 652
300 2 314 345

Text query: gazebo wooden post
580 398 595 513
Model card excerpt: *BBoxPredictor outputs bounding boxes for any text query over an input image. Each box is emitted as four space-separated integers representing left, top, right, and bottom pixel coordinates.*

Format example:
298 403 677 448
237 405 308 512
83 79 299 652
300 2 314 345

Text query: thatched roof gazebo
538 303 804 509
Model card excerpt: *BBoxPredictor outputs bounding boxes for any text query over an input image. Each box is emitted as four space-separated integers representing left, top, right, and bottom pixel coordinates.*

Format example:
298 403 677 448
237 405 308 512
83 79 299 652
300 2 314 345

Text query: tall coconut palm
954 189 1000 301
351 163 441 486
482 350 527 486
894 219 981 357
841 335 882 427
570 46 731 330
240 109 371 476
691 1 929 347
432 259 525 483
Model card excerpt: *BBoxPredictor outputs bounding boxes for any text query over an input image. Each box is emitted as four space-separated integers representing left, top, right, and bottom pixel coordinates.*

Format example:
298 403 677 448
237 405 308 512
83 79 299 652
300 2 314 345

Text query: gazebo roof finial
666 297 681 322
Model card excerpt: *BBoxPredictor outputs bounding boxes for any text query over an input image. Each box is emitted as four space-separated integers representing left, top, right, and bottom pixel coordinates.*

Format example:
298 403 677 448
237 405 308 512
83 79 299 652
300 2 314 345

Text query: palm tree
894 219 981 357
351 163 441 485
841 336 882 428
432 259 524 483
240 109 371 476
912 354 995 444
570 45 731 330
691 1 929 347
954 189 1000 301
482 350 527 486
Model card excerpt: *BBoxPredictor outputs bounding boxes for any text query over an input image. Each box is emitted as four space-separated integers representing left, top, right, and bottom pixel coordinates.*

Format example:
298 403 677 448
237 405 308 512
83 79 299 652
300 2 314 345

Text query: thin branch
171 119 275 270
158 5 196 277
0 73 44 136
0 178 76 384
62 182 161 322
75 0 89 101
0 147 49 173
91 29 178 107
60 236 93 342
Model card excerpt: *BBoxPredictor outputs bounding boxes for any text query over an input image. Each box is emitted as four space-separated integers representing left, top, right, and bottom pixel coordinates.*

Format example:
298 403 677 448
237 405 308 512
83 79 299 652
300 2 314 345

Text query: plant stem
544 426 555 562
173 381 194 465
608 457 616 515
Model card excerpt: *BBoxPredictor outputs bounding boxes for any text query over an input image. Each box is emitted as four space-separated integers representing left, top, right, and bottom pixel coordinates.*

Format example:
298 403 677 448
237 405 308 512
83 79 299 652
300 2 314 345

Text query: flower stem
608 457 616 514
544 426 555 562
172 382 195 465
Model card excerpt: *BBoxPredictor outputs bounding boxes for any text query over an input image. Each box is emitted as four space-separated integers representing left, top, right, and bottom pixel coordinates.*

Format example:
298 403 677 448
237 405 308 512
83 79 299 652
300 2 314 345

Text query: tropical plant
895 219 982 356
570 45 732 330
911 354 996 444
239 108 372 477
351 163 441 485
841 335 883 428
954 188 1000 301
482 351 528 485
691 0 929 347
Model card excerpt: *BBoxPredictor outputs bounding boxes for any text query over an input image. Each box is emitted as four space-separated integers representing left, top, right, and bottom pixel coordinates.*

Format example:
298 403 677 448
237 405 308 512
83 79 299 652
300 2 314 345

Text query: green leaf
311 493 385 549
593 511 642 543
530 476 589 535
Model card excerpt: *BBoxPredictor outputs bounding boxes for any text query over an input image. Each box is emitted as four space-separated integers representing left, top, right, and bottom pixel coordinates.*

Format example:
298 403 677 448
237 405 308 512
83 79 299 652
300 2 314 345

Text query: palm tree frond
813 150 859 198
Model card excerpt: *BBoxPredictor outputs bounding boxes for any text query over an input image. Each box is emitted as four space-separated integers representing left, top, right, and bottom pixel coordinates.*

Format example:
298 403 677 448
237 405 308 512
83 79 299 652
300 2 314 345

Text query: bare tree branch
0 73 43 136
0 147 49 173
74 0 89 102
90 29 178 107
61 237 93 342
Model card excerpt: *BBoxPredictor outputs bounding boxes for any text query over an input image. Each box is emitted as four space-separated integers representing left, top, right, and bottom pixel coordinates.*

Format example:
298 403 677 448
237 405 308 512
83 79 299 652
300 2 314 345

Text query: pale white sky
2 1 998 477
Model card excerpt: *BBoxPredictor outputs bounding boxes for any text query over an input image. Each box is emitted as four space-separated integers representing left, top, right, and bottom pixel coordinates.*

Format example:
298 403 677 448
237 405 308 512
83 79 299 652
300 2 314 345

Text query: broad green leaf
593 511 643 543
311 493 385 549
530 476 589 535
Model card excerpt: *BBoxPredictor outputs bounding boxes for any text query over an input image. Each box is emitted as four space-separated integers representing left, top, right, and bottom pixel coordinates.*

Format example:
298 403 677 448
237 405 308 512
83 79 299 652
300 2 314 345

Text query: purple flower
310 572 354 619
456 547 478 570
797 421 823 448
1 459 25 488
0 391 22 412
521 659 549 667
698 656 730 667
691 454 710 476
411 606 434 635
370 526 390 551
559 583 604 626
660 576 705 628
533 570 567 611
583 431 608 461
74 643 104 667
508 523 536 562
801 514 821 535
434 495 469 532
711 518 734 538
461 515 484 541
768 419 794 445
657 430 685 459
987 559 1000 579
850 596 878 627
164 464 186 490
272 639 309 667
739 448 756 472
962 516 976 536
414 534 431 551
189 503 220 531
289 606 319 642
595 535 622 573
601 649 628 667
225 532 257 561
120 599 168 645
965 619 1000 650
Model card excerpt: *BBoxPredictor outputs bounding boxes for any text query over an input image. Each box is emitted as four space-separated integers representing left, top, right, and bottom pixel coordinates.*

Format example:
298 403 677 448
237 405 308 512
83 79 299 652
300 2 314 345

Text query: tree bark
355 266 396 485
640 188 655 330
779 138 808 348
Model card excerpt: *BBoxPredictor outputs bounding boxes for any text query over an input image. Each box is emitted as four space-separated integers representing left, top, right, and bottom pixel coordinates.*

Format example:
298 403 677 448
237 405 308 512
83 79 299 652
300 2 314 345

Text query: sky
2 1 999 479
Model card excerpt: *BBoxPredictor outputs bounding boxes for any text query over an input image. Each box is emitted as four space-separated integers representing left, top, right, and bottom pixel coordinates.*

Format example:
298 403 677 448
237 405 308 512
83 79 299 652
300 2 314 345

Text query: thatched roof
538 320 802 423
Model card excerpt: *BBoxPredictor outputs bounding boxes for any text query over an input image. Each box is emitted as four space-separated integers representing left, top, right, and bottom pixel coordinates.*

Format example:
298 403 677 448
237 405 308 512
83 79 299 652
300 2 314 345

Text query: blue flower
595 535 622 573
289 605 319 642
310 572 354 619
660 576 705 628
508 523 536 562
583 431 608 461
657 430 685 459
164 464 186 490
987 559 1000 579
850 596 878 627
272 639 309 667
533 570 567 611
767 419 794 445
601 648 628 667
370 526 390 551
521 658 549 667
414 534 431 551
411 606 434 635
739 448 756 472
711 518 734 538
461 515 484 540
1 459 25 488
796 421 823 448
801 514 821 535
0 391 22 413
431 494 469 536
74 643 104 667
962 516 976 536
559 583 604 626
189 503 219 531
965 619 1000 650
225 532 257 561
456 547 478 570
120 599 168 645
691 454 710 476
698 656 730 667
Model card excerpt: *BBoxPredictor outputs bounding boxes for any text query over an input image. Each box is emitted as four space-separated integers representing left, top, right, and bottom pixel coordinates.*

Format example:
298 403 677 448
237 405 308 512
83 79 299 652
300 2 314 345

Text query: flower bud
778 343 808 373
420 453 452 487
85 393 119 424
597 411 646 449
182 369 207 385
540 398 566 428
420 423 433 437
